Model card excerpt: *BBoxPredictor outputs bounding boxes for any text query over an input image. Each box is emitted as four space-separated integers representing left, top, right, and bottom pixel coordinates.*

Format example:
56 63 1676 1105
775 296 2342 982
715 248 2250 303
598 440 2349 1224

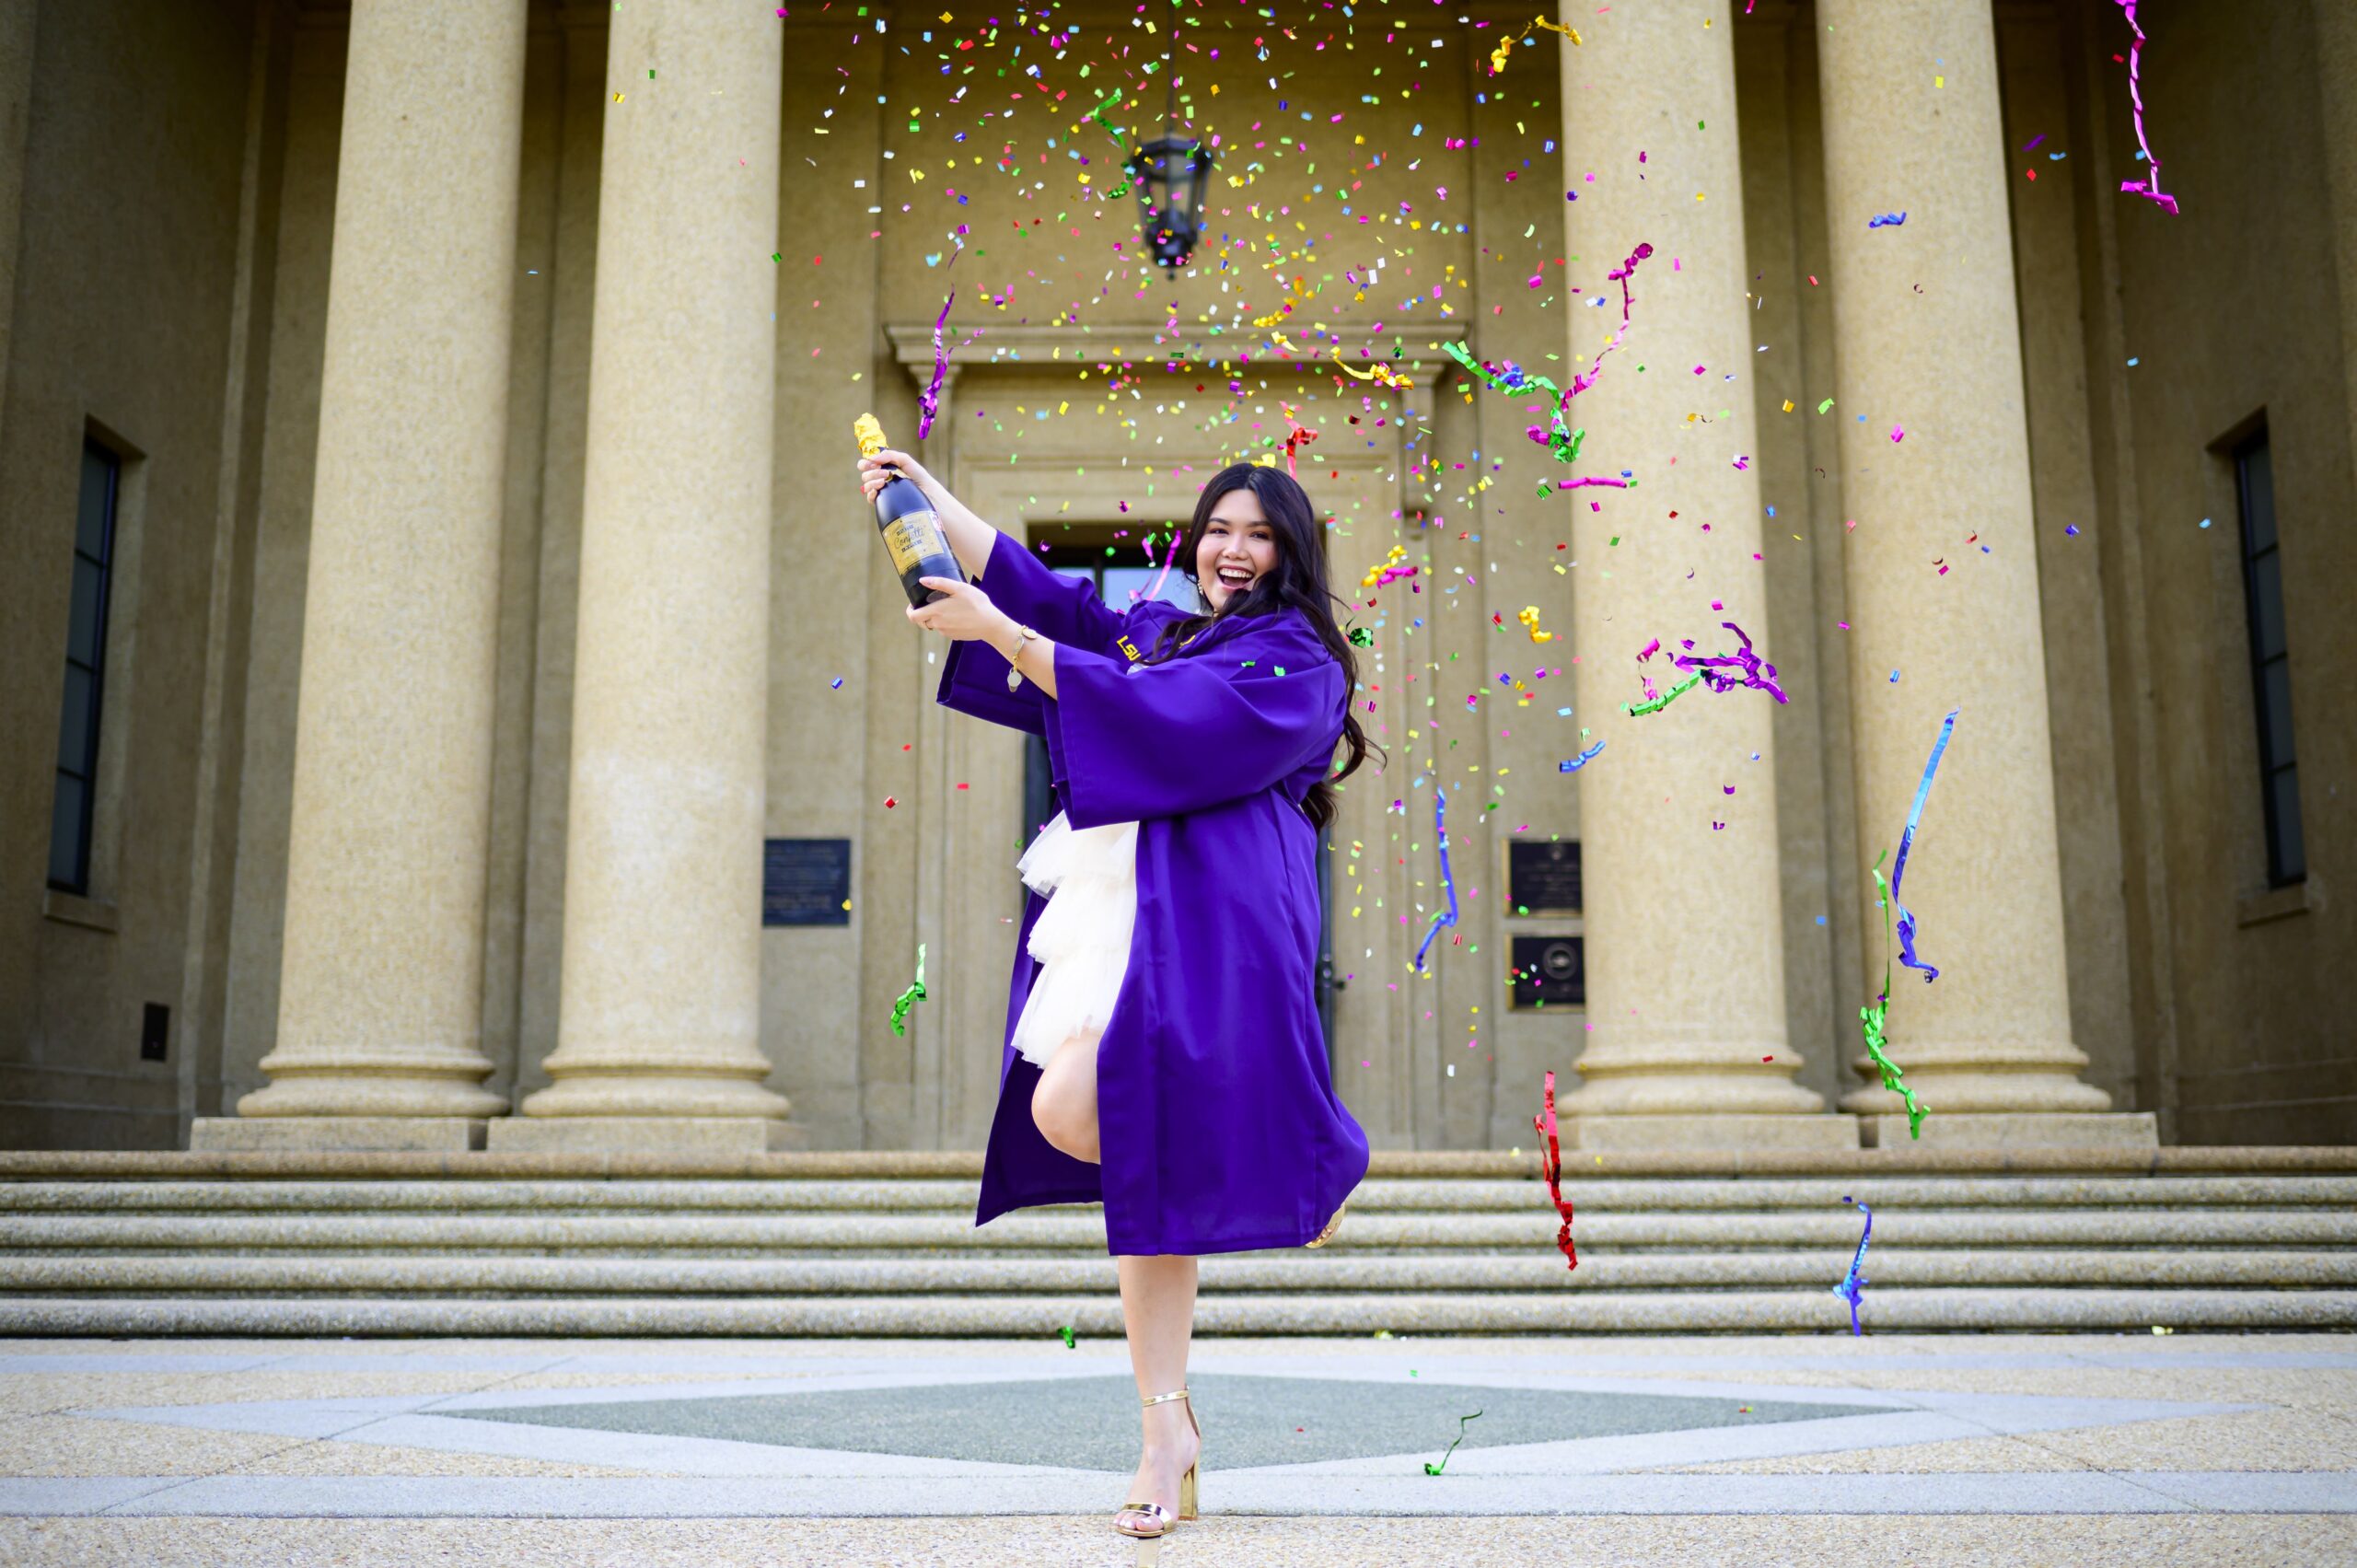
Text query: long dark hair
1144 463 1377 830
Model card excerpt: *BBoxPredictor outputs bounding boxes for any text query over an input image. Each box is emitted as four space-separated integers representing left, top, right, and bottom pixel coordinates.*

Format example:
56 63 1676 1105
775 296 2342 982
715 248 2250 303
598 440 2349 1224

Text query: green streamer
1620 671 1703 718
1859 854 1927 1138
1422 1409 1484 1475
888 943 928 1038
1087 90 1133 200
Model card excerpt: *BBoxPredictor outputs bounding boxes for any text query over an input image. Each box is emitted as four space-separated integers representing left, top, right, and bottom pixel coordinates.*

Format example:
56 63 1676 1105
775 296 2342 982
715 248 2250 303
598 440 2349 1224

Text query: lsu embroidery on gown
1008 810 1139 1066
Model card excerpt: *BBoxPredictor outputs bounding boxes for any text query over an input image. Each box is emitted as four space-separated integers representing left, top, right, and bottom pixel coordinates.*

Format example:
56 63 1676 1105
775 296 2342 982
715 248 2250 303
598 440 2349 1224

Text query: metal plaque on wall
1505 839 1583 916
1510 934 1585 1010
762 838 852 926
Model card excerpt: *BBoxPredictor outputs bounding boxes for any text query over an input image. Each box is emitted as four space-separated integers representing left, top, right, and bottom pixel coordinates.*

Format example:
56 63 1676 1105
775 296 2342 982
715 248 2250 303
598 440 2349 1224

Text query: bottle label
881 510 951 575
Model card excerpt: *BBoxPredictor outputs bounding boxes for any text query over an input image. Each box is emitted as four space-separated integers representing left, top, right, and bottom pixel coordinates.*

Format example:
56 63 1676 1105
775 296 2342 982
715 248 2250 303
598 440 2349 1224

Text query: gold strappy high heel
1114 1387 1200 1543
1306 1199 1349 1249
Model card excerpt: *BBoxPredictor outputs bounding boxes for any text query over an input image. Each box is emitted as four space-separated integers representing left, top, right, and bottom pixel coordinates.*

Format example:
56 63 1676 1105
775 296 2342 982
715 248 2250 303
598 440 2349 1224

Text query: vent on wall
139 1003 168 1063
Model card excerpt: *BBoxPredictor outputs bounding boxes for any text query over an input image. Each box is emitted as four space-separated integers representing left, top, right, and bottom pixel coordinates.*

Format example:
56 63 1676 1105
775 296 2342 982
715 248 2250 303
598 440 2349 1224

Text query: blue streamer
1413 788 1459 974
1831 1198 1874 1335
1890 709 1959 982
1557 741 1606 773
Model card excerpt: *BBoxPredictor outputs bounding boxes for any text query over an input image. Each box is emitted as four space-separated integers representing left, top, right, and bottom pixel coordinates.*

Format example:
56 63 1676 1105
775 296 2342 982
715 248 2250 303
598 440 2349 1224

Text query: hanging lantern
1127 134 1214 275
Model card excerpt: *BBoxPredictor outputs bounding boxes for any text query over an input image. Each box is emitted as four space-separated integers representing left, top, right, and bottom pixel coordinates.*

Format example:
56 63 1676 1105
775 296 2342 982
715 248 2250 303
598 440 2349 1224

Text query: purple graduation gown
936 532 1369 1255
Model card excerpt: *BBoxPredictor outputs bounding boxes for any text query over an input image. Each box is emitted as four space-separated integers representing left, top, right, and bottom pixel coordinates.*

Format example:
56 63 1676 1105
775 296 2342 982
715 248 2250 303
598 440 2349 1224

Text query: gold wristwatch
1005 624 1039 691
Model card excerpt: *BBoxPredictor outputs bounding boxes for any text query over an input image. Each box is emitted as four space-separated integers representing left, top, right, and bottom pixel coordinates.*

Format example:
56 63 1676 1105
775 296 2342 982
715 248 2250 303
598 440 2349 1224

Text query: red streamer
1534 1070 1578 1272
1282 404 1318 476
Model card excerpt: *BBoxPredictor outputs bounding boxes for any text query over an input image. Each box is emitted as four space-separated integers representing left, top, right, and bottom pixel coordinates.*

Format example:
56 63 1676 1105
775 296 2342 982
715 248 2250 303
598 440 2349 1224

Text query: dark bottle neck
873 471 933 522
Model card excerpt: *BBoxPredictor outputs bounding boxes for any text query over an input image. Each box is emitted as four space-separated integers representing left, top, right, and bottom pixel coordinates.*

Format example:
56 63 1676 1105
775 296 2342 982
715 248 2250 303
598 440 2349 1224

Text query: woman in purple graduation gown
857 447 1375 1544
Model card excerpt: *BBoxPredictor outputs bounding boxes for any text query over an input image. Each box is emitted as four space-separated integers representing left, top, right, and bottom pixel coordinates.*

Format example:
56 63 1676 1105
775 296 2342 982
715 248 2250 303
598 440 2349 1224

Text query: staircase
2 1148 2353 1335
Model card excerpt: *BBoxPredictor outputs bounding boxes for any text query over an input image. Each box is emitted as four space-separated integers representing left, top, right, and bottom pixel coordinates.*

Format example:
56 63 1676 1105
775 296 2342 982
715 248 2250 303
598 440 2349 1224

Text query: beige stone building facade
0 0 2348 1159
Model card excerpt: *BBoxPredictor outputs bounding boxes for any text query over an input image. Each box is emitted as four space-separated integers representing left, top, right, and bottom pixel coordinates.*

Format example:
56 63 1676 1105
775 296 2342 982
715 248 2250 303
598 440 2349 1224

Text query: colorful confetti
1533 1069 1579 1272
2114 2 2179 215
1412 788 1458 975
888 942 928 1038
1832 1198 1874 1335
1445 241 1654 484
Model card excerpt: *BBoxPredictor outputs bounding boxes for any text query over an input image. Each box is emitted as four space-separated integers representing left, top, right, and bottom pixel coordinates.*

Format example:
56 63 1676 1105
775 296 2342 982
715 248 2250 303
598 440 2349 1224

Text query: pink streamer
1136 528 1183 608
2115 2 2178 215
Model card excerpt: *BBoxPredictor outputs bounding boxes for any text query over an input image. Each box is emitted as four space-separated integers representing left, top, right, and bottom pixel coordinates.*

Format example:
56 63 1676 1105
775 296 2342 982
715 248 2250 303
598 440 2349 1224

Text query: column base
189 1117 488 1153
1858 1111 2159 1150
1567 1113 1860 1154
483 1116 810 1154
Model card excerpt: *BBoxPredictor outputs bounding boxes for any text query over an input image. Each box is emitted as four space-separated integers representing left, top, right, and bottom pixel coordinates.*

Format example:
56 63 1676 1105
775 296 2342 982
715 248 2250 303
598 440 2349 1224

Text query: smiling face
1196 488 1280 612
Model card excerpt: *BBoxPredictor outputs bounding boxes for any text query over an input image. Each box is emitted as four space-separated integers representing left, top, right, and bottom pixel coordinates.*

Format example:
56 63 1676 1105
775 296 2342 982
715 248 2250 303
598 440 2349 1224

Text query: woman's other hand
857 447 944 507
906 577 1012 644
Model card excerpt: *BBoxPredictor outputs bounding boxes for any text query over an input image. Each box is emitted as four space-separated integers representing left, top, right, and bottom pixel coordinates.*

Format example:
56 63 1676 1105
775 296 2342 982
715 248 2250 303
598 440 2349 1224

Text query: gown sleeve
936 531 1178 734
1043 616 1346 827
972 529 1140 656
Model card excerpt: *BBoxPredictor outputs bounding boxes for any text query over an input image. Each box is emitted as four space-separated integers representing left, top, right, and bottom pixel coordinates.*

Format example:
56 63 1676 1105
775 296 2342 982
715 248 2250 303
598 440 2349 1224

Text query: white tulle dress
1008 809 1139 1067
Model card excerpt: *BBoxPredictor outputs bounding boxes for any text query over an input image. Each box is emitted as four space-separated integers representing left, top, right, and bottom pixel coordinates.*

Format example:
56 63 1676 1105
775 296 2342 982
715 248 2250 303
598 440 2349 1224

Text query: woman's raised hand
857 447 943 507
906 576 1011 645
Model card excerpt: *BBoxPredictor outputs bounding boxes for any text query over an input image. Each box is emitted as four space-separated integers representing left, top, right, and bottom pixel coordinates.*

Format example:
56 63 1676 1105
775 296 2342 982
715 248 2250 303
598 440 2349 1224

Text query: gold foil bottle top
853 413 888 459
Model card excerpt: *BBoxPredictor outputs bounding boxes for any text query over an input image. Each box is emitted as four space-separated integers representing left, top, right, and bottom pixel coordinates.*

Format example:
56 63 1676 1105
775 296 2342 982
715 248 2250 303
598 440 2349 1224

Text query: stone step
4 1207 2349 1251
2 1288 2351 1337
8 1147 2354 1179
4 1249 2351 1295
4 1174 2353 1213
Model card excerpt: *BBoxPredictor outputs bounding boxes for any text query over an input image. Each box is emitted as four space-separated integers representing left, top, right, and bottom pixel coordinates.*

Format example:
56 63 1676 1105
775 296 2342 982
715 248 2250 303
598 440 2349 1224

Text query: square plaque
762 838 853 927
1510 935 1585 1010
1506 839 1583 916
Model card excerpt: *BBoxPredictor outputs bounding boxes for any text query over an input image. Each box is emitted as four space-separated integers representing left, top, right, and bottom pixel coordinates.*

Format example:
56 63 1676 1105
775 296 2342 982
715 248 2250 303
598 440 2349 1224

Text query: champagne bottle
855 414 963 607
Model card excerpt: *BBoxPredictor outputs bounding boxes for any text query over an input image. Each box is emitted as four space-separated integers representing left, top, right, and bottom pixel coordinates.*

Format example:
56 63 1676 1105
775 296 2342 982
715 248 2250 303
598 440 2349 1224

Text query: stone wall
0 0 2347 1151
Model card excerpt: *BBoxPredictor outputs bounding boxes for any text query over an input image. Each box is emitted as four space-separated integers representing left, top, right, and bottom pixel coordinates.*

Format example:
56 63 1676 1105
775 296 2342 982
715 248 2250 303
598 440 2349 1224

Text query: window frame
50 437 122 897
2231 427 2304 888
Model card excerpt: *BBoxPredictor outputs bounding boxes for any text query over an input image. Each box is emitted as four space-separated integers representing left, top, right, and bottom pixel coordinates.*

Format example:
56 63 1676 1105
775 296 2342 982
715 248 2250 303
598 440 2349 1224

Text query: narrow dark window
2233 430 2304 886
49 439 120 895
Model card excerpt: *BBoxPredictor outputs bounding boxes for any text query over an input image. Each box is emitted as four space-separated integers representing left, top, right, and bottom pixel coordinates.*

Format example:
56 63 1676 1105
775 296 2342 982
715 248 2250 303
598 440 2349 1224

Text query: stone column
498 0 791 1149
204 0 529 1151
1816 0 2142 1146
2311 3 2357 519
1557 1 1842 1149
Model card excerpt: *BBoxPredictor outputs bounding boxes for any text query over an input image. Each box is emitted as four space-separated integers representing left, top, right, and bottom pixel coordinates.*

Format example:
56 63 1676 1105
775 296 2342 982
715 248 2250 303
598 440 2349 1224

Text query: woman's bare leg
1031 1030 1101 1163
1116 1254 1202 1531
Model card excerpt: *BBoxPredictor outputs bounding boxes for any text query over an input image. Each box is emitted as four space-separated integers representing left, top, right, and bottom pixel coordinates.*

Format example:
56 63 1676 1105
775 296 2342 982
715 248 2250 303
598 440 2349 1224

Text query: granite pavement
0 1334 2350 1566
